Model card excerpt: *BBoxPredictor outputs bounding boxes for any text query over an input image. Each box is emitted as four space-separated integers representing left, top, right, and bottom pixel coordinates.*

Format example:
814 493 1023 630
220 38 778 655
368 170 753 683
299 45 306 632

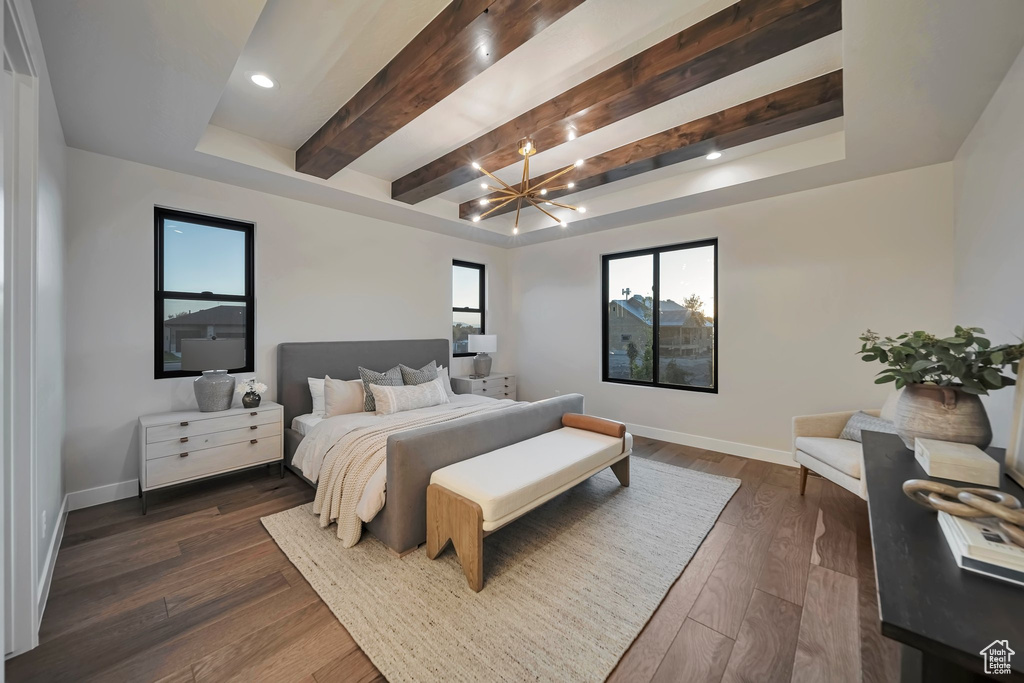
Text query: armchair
792 409 881 499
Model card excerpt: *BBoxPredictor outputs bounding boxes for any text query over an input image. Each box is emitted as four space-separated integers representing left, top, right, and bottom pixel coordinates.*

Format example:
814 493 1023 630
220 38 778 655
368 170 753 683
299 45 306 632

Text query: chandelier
470 138 586 234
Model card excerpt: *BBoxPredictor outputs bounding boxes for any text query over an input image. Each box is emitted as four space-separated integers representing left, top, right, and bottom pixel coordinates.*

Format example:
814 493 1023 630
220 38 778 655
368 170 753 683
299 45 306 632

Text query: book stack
939 511 1024 586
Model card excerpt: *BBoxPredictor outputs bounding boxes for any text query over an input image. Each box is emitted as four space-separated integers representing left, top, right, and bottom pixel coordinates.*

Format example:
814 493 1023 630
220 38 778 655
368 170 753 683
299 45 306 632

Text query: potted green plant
858 327 1023 449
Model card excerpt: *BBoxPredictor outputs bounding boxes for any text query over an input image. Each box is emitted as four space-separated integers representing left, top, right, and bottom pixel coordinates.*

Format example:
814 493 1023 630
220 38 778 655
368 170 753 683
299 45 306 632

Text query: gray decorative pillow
358 365 404 412
839 411 898 442
400 361 438 386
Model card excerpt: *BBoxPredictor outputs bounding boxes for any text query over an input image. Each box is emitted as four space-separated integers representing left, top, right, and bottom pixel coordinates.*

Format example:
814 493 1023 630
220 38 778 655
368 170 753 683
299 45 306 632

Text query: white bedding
291 412 324 436
293 394 515 525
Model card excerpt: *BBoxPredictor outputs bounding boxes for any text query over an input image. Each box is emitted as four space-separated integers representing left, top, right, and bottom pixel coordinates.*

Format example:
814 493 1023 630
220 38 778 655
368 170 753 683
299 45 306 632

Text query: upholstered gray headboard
276 339 450 427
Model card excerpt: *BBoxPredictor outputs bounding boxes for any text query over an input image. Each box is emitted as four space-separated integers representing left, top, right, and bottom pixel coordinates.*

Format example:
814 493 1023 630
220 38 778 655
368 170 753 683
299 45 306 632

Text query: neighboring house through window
155 207 255 378
602 239 717 392
452 260 485 357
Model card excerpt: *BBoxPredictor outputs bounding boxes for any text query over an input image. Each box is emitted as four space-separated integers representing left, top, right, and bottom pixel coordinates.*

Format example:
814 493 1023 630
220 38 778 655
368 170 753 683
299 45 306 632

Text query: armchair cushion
795 437 863 479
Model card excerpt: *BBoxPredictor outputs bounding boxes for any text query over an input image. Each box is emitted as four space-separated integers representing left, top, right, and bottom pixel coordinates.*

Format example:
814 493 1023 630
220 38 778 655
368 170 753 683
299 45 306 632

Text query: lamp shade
180 338 245 371
468 334 497 353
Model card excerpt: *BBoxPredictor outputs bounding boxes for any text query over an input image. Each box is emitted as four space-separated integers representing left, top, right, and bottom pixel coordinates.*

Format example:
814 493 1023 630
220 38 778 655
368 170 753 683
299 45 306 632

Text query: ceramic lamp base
194 370 235 412
473 352 492 378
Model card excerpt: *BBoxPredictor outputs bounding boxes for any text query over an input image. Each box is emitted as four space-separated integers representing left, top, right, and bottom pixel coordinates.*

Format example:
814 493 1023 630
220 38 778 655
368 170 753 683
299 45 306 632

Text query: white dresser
138 401 284 513
450 373 517 401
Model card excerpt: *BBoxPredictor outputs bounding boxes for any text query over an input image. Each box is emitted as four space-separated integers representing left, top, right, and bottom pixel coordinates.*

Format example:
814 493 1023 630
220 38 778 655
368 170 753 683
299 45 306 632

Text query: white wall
509 164 955 459
64 149 509 498
954 45 1024 448
34 26 67 588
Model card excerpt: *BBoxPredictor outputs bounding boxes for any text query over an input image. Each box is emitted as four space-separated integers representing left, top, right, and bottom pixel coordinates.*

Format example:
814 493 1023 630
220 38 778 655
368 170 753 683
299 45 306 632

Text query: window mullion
652 250 661 385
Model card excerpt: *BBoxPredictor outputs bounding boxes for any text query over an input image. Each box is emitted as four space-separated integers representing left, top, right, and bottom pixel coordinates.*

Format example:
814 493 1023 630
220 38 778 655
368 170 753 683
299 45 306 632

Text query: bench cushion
430 427 629 523
795 436 863 479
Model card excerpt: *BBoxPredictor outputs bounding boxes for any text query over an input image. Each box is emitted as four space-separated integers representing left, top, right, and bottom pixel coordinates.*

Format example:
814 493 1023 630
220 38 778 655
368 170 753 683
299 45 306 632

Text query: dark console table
862 431 1024 682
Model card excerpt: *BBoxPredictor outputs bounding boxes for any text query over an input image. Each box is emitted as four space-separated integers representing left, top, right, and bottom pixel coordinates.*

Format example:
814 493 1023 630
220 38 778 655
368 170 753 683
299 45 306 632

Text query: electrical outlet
41 509 47 539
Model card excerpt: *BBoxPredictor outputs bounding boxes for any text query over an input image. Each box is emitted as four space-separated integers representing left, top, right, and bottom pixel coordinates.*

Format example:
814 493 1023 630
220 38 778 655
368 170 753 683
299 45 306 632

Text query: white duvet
293 394 516 524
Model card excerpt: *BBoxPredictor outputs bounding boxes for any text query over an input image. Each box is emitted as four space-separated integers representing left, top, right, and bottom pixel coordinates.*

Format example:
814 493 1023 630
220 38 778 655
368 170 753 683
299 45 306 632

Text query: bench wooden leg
610 456 630 487
799 465 809 495
426 484 484 592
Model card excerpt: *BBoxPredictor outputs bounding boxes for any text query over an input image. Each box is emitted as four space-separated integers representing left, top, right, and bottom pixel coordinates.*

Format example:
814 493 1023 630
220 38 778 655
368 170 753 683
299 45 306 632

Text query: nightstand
138 401 284 513
450 373 517 400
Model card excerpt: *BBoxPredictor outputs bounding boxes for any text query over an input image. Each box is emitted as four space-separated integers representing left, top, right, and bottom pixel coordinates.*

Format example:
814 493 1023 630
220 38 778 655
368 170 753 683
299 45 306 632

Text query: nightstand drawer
146 408 280 444
476 375 515 390
147 435 282 488
146 421 282 460
472 385 517 400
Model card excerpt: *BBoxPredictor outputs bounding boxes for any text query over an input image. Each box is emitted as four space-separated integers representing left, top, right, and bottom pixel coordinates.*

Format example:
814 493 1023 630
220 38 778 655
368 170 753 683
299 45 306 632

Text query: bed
277 339 584 555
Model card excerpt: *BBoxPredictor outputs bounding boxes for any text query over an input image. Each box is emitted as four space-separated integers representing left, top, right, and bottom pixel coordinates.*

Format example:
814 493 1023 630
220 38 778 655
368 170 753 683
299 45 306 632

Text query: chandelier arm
477 166 519 194
479 194 519 219
521 153 530 193
483 185 517 196
514 197 524 228
537 199 578 211
525 197 563 225
528 163 578 193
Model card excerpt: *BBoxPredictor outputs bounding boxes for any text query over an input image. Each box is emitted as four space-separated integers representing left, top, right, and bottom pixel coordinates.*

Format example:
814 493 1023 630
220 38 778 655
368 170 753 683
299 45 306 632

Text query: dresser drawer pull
250 425 258 430
505 384 509 388
180 421 189 427
179 452 189 458
180 436 189 443
251 439 258 444
250 411 258 416
482 380 487 384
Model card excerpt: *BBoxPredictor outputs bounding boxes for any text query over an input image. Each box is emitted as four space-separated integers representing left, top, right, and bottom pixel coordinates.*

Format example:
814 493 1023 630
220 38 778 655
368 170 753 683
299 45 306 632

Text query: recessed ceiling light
705 151 722 160
248 73 276 89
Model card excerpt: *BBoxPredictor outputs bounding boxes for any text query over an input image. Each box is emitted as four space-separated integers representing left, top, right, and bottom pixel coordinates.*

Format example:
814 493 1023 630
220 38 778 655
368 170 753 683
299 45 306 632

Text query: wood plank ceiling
295 0 843 227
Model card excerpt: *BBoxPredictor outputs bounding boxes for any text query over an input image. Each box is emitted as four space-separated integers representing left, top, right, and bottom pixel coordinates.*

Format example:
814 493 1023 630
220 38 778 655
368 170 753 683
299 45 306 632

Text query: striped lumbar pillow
358 365 404 412
369 376 450 415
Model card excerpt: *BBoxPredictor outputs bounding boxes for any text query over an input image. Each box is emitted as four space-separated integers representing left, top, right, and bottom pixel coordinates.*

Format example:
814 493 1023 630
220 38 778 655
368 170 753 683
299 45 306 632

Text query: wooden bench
425 413 632 591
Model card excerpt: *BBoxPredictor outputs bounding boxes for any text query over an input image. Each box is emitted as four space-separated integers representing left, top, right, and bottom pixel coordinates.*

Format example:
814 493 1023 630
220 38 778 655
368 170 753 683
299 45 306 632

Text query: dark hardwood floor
7 437 901 682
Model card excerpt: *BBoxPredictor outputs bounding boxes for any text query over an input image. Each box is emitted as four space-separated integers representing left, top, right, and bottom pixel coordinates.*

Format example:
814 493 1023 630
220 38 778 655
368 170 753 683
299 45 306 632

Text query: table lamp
180 338 246 412
468 334 497 378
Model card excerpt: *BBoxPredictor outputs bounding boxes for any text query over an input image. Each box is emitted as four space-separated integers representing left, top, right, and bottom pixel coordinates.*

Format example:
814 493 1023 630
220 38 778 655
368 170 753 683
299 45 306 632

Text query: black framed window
155 207 255 378
602 238 717 392
452 260 485 357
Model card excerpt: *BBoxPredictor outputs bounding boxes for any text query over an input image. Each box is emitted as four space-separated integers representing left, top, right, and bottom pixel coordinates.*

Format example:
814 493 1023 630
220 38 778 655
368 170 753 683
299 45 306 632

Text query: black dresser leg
280 461 285 478
141 491 147 515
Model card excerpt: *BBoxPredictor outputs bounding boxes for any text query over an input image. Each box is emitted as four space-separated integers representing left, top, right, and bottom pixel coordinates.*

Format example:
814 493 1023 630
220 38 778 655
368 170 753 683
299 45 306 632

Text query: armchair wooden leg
799 465 809 495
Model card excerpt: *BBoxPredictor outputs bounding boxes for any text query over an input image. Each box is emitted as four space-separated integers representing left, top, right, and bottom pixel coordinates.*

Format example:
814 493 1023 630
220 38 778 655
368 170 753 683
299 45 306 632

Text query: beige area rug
262 457 739 683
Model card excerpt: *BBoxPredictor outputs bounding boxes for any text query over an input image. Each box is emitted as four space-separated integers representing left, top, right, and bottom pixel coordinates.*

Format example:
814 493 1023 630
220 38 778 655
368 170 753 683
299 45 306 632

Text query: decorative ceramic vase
894 383 993 450
242 391 261 409
193 370 235 412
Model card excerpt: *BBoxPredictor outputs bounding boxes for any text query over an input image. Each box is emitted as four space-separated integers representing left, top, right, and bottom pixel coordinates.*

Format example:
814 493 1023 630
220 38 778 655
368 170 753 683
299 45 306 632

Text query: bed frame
276 339 584 555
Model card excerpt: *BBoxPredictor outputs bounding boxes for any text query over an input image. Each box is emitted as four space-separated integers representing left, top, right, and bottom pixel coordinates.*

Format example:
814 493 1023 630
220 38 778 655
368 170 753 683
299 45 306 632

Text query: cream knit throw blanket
312 401 517 547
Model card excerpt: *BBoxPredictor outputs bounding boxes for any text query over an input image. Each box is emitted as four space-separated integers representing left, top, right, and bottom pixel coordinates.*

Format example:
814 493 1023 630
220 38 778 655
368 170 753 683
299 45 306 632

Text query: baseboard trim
37 494 69 620
625 423 797 468
67 479 139 511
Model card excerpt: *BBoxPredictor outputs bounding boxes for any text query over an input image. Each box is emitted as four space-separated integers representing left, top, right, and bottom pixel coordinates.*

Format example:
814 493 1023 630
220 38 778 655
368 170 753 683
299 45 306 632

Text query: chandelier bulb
574 159 584 167
472 215 481 223
540 189 547 195
472 162 481 170
567 182 575 189
479 199 489 205
560 221 568 228
578 207 586 213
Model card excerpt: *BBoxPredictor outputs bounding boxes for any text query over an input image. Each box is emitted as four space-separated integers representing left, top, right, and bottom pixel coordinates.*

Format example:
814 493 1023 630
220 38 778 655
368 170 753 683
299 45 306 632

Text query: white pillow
324 376 365 417
308 377 326 415
438 366 456 399
369 376 450 415
880 387 903 423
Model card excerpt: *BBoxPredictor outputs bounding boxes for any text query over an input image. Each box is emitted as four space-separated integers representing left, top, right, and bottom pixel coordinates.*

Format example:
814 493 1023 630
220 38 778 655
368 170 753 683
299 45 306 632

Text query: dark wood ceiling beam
459 70 843 220
296 0 587 179
394 0 841 204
